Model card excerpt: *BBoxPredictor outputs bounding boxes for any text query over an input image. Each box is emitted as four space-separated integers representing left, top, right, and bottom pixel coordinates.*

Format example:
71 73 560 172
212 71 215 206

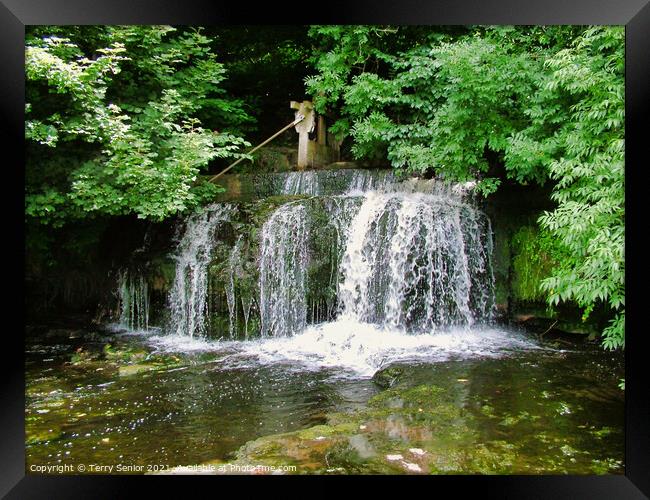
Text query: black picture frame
5 1 648 497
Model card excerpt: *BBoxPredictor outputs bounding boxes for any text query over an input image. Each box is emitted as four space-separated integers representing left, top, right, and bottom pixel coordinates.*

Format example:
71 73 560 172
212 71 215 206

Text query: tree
25 25 252 225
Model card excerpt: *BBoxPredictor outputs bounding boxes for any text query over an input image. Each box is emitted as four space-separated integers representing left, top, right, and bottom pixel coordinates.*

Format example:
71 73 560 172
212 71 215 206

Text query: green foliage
528 27 625 349
306 26 557 193
26 26 252 224
307 25 625 349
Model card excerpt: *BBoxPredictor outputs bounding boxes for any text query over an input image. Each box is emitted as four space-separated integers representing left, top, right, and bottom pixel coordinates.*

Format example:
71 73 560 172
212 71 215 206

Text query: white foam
147 333 225 352
144 319 539 377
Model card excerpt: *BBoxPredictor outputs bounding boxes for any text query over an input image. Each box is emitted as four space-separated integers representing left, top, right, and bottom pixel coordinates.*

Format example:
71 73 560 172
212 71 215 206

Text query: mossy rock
70 348 102 365
103 344 149 363
245 195 309 227
176 380 620 475
372 365 405 388
223 384 483 474
118 363 160 377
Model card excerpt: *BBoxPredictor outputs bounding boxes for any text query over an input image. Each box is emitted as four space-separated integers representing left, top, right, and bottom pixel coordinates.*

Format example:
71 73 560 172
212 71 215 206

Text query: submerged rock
372 365 405 388
173 379 622 475
181 384 514 474
118 363 159 377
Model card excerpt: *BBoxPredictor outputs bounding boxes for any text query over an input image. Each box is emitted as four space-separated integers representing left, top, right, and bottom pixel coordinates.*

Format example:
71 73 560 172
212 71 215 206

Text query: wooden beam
207 115 305 184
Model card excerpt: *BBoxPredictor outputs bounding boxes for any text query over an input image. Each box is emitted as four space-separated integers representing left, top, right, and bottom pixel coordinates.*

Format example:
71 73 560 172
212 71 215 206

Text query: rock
118 363 157 377
403 462 422 472
372 365 404 388
409 448 426 456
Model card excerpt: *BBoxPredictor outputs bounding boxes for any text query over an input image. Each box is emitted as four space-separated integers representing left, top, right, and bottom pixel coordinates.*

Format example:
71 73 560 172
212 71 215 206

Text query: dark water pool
25 328 624 474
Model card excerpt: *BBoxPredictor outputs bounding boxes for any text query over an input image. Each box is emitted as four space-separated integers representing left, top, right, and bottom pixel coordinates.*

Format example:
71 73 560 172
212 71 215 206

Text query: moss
368 384 447 408
245 195 308 227
304 198 340 322
203 210 263 339
510 225 558 303
118 363 159 377
70 347 102 365
248 148 292 173
103 344 148 363
117 354 184 376
222 384 487 474
148 257 176 292
464 441 517 474
145 378 622 475
200 195 344 338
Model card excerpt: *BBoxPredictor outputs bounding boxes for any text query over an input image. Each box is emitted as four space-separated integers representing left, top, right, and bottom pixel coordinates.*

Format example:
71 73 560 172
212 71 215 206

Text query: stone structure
290 100 340 169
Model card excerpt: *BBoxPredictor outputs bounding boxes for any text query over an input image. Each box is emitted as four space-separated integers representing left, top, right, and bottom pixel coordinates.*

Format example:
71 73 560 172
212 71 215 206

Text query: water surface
26 326 624 474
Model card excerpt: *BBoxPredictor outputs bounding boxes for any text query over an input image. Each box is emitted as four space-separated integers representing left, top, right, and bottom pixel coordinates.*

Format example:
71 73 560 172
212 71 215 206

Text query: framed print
4 0 648 497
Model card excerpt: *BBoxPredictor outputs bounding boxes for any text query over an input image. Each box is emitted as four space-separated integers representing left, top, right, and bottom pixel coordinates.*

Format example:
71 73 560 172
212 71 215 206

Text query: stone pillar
290 100 316 169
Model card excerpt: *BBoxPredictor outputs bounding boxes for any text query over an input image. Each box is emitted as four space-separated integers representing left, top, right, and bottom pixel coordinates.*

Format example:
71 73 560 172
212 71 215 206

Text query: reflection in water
25 333 623 474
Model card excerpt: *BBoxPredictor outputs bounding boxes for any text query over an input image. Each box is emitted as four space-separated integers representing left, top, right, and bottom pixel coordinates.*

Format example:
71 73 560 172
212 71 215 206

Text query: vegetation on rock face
199 196 343 339
305 25 625 349
510 225 562 303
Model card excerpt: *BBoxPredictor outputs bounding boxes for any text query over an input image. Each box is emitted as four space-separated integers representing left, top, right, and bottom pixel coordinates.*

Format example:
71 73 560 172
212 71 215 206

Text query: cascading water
258 202 310 337
281 168 395 196
168 204 233 338
160 171 493 338
225 236 243 340
345 169 395 194
283 171 320 195
337 191 494 331
141 170 528 371
261 171 494 336
117 270 150 331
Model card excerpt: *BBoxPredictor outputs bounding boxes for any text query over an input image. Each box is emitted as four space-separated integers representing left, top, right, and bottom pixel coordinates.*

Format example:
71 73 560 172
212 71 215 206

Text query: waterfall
280 168 395 196
241 295 253 339
337 191 494 331
168 204 233 338
117 270 150 331
346 169 395 194
283 171 320 195
140 170 539 379
162 170 493 340
319 196 364 318
258 202 309 337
